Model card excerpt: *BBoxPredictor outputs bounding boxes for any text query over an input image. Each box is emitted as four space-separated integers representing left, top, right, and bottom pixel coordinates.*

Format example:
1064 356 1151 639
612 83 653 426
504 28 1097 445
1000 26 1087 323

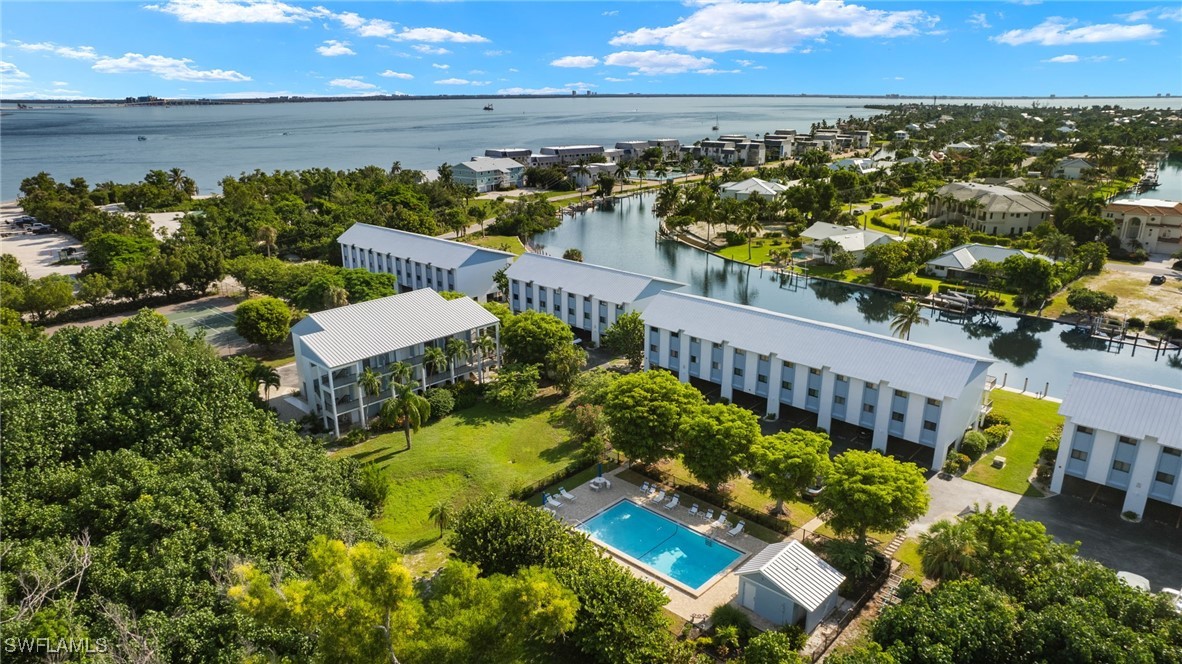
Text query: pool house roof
735 541 845 612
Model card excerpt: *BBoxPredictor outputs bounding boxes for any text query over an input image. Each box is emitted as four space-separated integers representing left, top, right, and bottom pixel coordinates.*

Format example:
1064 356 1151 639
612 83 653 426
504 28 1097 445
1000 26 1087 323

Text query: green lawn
334 394 582 572
647 458 819 531
893 538 925 583
462 233 526 255
963 389 1063 496
716 240 796 266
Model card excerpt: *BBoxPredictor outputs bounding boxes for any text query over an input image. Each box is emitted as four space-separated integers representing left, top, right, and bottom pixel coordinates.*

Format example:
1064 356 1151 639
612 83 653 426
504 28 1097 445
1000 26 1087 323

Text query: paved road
1104 257 1181 277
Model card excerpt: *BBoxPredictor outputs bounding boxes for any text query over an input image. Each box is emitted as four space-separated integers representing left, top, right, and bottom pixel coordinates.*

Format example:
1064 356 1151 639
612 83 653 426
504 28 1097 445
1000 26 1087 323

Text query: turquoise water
578 500 742 590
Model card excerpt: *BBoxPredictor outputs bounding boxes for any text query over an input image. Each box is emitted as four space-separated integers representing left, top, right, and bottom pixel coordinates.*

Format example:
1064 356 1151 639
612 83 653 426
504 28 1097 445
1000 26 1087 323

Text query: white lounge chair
688 504 699 517
545 494 563 509
727 521 745 537
702 508 714 521
640 481 651 494
664 495 679 510
712 512 728 529
559 487 576 501
651 489 666 503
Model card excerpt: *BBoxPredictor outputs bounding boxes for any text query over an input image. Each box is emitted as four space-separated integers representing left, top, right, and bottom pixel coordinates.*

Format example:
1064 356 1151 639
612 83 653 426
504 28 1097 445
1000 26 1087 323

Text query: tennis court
164 303 249 352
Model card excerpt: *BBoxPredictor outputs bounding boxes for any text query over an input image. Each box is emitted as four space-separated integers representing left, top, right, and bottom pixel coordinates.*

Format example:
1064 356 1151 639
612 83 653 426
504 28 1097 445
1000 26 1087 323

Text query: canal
532 194 1181 397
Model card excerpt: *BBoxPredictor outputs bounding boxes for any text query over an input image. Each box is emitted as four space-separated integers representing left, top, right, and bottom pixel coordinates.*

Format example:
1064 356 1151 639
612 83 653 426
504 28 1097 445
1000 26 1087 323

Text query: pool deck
548 466 777 625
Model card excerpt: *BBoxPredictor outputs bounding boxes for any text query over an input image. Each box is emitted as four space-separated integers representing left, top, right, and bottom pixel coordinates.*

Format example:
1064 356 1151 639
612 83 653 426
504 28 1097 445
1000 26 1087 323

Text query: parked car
28 223 54 234
1150 274 1166 285
803 479 824 501
12 215 37 226
1117 571 1151 592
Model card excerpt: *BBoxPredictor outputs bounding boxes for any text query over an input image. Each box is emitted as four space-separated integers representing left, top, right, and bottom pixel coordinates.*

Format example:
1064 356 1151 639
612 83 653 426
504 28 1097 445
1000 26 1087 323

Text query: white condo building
505 253 685 345
1050 372 1182 517
642 291 995 469
291 289 500 437
338 223 514 301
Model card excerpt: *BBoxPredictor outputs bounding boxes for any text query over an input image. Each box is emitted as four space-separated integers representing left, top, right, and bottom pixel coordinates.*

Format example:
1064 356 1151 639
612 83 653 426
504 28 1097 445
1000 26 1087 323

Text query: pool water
578 500 743 590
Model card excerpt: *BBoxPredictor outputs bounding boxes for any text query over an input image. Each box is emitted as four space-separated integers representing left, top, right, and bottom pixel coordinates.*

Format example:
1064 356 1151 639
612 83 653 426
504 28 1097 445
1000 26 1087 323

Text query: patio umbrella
597 463 603 478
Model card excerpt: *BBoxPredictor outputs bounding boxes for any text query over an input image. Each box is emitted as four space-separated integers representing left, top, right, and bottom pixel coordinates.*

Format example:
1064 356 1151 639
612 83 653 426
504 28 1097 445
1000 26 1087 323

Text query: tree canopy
602 370 705 465
234 296 292 346
601 311 646 370
678 402 761 491
748 429 833 514
501 310 575 367
817 450 929 544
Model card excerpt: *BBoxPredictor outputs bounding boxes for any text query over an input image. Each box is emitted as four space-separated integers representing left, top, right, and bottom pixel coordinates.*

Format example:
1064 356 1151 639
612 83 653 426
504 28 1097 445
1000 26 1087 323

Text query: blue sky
2 1 1180 99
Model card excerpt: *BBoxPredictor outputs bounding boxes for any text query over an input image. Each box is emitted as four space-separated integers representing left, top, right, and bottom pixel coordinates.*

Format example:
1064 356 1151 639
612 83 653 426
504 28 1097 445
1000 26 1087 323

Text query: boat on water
137 136 147 141
483 103 494 111
711 115 719 131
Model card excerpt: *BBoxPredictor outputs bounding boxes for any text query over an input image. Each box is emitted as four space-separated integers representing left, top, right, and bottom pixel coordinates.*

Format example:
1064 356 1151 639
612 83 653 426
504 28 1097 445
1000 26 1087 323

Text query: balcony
984 375 997 391
979 399 994 415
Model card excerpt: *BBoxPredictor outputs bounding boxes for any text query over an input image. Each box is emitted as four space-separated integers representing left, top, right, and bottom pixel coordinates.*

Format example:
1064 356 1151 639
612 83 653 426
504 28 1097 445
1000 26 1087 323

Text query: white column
720 342 734 401
1122 437 1160 517
845 380 865 426
766 355 783 418
327 367 339 438
657 329 671 371
678 333 691 382
591 297 602 345
815 368 835 433
1049 417 1073 494
872 380 892 452
642 326 652 371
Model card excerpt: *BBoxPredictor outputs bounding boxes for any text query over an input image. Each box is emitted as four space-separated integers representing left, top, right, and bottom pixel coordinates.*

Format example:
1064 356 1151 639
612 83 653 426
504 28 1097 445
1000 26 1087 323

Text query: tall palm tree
444 338 470 384
571 160 591 192
897 195 925 240
653 164 669 181
818 238 842 264
250 362 281 400
255 225 277 258
654 181 682 219
918 519 976 581
380 381 431 451
890 299 930 340
388 361 413 387
423 346 448 385
358 367 383 429
736 211 764 260
437 162 453 186
428 500 453 539
1039 231 1074 262
475 334 497 385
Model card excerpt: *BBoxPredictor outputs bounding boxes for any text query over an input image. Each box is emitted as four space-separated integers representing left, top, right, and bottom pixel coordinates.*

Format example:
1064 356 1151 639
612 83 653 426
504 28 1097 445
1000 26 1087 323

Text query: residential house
851 130 872 149
800 222 899 263
701 140 739 165
892 130 909 141
1053 157 1094 180
452 156 525 192
642 291 995 470
292 289 500 436
924 243 1049 280
720 177 790 201
651 138 681 159
827 158 877 175
505 253 684 345
735 540 845 633
736 141 767 166
945 142 978 153
1020 142 1059 156
567 162 620 189
927 182 1052 236
615 140 652 159
763 136 794 161
484 148 532 166
338 223 514 301
1050 372 1182 517
1102 198 1182 253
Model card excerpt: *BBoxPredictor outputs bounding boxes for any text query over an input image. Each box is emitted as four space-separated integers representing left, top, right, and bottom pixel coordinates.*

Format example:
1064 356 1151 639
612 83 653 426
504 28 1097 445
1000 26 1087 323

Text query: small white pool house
734 540 845 633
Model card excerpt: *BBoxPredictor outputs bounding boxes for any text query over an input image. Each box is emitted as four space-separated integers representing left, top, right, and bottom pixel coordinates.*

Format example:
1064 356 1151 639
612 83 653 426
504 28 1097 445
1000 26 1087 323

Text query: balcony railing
980 399 994 415
984 375 997 391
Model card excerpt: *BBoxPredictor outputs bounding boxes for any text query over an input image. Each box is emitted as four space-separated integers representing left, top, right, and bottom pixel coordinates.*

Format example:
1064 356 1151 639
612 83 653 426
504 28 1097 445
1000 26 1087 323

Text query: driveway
907 476 1022 537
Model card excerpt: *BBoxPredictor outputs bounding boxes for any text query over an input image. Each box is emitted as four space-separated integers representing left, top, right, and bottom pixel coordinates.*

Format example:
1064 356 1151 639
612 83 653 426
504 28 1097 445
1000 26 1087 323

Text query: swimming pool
578 500 744 592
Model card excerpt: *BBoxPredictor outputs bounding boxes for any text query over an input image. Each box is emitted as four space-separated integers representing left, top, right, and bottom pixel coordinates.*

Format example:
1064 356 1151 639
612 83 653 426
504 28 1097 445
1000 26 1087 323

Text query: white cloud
994 17 1163 45
604 50 715 74
0 61 30 80
432 63 450 69
603 10 619 16
316 40 355 57
394 28 488 43
435 77 489 85
53 81 69 86
1119 7 1182 22
497 86 569 95
735 59 754 66
413 44 451 55
144 0 325 24
13 41 99 60
696 68 741 74
484 49 508 57
508 67 519 73
752 64 767 69
1043 54 1110 63
92 53 251 82
967 13 991 29
329 77 377 90
610 0 939 53
551 55 600 68
470 69 486 74
564 81 597 88
379 70 414 79
604 76 632 82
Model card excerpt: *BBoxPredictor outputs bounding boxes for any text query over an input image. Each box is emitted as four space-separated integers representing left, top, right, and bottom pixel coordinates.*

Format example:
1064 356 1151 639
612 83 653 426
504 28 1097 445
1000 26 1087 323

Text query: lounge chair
545 494 563 509
688 504 699 517
651 489 666 503
640 481 651 495
664 495 679 510
594 477 611 489
727 521 745 537
712 512 728 529
702 508 714 521
559 487 577 501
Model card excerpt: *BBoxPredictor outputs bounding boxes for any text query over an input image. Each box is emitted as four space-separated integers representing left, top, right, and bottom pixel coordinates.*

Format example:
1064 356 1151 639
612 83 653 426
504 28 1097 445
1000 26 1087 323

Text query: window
1076 425 1094 435
926 398 941 407
784 361 795 369
891 412 905 422
650 344 659 352
781 380 793 390
1070 449 1088 461
894 390 908 399
923 420 937 431
670 350 679 359
1118 436 1137 446
599 316 607 324
1164 448 1182 457
759 354 769 361
1112 460 1132 473
863 403 875 413
864 382 877 390
734 368 744 377
835 374 848 383
512 294 519 301
712 361 720 370
758 374 768 384
690 355 698 363
807 388 819 398
1156 472 1176 485
690 336 699 343
670 332 679 340
834 395 846 405
525 297 533 305
809 368 822 376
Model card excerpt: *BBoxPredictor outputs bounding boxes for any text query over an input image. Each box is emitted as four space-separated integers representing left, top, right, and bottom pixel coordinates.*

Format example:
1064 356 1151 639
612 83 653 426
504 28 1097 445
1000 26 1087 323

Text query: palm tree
1039 231 1074 262
897 195 925 240
428 500 453 539
255 225 277 258
474 334 497 385
423 346 448 385
321 284 349 311
380 381 431 451
250 362 281 400
818 238 842 264
444 338 470 384
653 164 669 182
388 361 413 387
917 519 976 581
571 160 591 192
654 181 682 219
437 162 453 186
358 367 383 429
736 211 764 260
890 299 930 340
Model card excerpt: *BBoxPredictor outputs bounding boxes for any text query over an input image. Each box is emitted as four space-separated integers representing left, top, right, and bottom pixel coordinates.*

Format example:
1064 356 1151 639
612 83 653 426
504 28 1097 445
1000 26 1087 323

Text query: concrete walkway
907 475 1024 537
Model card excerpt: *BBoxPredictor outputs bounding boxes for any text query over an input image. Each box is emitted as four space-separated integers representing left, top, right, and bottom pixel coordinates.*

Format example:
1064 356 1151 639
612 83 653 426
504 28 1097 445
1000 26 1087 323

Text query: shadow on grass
452 392 567 427
538 436 582 463
399 535 443 554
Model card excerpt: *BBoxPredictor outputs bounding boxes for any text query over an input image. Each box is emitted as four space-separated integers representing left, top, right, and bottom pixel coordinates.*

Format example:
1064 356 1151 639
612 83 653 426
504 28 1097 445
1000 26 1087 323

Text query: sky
1 0 1180 100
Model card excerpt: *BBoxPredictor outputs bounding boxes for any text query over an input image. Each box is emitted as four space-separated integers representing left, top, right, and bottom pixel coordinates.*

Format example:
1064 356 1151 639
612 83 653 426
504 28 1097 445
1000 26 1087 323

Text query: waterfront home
1053 157 1094 180
924 244 1049 280
504 253 685 345
800 222 898 264
338 223 514 301
1050 372 1182 519
1020 142 1059 156
945 142 978 153
533 145 607 166
642 291 995 470
927 182 1052 236
1102 198 1182 254
452 156 525 192
892 130 909 141
851 130 872 149
701 140 739 165
651 138 681 159
484 148 532 166
735 540 845 633
291 289 500 436
615 140 652 159
567 162 620 189
762 136 794 161
827 158 877 175
736 141 767 166
720 177 790 201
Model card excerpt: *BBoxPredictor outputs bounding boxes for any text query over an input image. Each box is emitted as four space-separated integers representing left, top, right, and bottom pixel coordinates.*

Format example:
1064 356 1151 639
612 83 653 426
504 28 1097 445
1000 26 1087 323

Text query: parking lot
1 202 85 279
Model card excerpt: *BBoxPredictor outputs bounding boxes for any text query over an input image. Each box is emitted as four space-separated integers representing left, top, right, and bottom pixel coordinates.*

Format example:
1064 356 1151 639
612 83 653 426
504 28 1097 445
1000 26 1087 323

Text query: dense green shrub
982 411 1011 428
450 380 484 410
709 603 755 640
883 278 934 296
983 424 1011 449
352 461 391 516
724 230 746 247
960 431 988 460
424 387 455 420
1126 317 1146 331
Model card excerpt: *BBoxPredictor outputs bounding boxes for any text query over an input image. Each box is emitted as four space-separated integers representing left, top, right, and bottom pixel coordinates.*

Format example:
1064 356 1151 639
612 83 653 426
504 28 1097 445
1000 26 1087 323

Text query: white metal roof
642 291 992 399
292 289 498 368
338 223 515 269
721 178 789 196
455 156 524 174
1059 372 1182 450
505 253 685 304
801 222 897 252
925 243 1043 270
735 541 845 612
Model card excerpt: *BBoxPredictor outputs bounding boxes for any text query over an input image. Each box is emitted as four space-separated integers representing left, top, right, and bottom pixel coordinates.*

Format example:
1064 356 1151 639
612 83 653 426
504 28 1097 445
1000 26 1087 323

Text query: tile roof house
928 182 1052 236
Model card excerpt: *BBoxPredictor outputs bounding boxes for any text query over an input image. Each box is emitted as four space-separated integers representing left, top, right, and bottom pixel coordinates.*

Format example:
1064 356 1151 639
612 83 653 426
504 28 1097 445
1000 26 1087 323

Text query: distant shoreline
2 92 1177 108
